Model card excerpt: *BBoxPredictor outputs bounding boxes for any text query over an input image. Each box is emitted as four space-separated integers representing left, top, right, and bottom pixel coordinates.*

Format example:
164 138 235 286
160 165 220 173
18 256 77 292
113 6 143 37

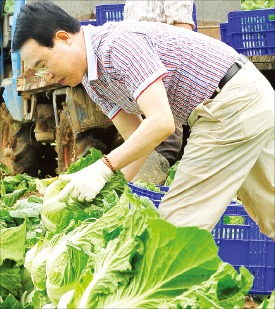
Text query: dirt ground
243 296 259 309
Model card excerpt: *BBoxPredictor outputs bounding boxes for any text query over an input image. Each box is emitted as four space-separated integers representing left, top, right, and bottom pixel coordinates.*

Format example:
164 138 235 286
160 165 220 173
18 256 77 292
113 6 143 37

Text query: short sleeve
103 31 168 100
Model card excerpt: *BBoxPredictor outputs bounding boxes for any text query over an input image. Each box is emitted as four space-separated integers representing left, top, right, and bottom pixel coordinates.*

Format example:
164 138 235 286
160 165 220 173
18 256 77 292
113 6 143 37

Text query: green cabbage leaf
44 191 143 304
93 220 222 308
161 263 253 308
0 220 26 265
60 191 253 309
41 148 127 233
258 290 275 309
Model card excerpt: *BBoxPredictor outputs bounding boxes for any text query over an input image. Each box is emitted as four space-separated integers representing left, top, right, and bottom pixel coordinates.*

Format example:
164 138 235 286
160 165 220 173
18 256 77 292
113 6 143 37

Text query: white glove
58 159 113 202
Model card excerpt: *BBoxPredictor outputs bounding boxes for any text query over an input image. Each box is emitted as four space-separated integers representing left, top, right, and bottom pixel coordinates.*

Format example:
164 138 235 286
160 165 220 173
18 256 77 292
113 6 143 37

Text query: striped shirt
82 21 239 125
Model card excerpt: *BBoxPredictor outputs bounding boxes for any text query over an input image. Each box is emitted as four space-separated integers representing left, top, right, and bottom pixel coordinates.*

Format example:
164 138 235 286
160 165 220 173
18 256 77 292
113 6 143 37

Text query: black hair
12 1 81 51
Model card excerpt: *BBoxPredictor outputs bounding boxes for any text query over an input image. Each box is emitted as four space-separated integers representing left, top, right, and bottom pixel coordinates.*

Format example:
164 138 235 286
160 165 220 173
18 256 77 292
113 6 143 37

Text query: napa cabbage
42 179 90 232
22 185 254 309
44 192 144 305
26 242 52 291
0 220 26 265
4 148 255 308
161 263 253 308
41 148 127 233
58 191 253 309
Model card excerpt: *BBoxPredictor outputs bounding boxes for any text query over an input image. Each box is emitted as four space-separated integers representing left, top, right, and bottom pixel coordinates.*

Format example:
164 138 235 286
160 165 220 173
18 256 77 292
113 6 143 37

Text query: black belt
210 55 248 99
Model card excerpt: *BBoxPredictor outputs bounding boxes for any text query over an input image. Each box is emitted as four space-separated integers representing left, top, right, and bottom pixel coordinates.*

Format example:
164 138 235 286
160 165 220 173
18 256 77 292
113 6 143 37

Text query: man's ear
54 30 71 45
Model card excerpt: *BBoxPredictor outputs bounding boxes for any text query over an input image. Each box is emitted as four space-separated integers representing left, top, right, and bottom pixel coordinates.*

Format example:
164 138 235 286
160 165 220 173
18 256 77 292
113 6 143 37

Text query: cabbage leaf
46 191 143 305
94 220 223 308
162 263 253 308
42 150 127 233
0 263 23 300
0 220 26 265
258 290 275 309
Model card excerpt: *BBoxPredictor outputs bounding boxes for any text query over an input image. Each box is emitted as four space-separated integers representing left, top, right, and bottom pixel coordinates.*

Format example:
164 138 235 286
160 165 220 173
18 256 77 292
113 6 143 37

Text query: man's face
20 31 87 87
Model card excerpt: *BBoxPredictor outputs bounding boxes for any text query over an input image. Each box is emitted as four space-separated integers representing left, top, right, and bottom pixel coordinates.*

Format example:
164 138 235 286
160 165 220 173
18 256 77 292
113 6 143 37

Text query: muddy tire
0 104 40 176
56 110 108 174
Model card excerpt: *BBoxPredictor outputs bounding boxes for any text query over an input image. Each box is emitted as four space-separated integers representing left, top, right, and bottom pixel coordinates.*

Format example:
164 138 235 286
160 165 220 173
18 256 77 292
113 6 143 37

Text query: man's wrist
101 155 116 173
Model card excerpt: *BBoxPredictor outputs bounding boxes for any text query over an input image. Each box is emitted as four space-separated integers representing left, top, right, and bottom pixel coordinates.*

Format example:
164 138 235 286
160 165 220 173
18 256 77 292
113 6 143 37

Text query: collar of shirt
82 25 98 81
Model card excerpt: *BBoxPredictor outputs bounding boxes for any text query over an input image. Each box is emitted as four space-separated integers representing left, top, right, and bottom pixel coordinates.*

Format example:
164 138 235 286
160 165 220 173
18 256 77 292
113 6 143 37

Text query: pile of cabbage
1 149 275 308
25 189 255 309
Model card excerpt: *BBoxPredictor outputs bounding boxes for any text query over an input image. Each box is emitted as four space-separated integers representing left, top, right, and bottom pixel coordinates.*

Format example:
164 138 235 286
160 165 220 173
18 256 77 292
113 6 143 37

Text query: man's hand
58 159 113 202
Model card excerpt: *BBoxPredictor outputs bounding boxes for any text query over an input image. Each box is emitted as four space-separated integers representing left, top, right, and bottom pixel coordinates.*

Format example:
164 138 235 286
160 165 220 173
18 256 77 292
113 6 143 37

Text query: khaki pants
159 60 275 239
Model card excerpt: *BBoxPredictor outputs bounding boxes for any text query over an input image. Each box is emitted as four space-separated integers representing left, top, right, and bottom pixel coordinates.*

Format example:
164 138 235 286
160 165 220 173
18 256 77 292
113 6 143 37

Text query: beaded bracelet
102 155 116 173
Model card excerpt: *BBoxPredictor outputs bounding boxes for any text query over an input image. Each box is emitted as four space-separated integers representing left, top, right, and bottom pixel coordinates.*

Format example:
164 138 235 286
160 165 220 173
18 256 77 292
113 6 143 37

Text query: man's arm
110 110 148 181
58 78 175 201
109 77 175 179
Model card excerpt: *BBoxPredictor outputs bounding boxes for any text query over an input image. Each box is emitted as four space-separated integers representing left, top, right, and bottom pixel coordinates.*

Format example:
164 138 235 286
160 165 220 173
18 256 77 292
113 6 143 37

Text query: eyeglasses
35 48 51 77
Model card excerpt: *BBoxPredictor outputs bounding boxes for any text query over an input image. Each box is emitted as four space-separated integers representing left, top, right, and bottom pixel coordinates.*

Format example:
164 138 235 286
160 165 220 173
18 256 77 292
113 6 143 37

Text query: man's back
84 21 238 123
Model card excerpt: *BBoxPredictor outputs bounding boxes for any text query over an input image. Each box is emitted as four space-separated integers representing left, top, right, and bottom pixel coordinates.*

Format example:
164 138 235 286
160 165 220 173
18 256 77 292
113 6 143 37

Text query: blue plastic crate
227 8 275 55
80 20 97 26
220 22 229 45
96 4 125 26
192 2 197 32
128 182 168 208
212 204 275 294
128 183 275 294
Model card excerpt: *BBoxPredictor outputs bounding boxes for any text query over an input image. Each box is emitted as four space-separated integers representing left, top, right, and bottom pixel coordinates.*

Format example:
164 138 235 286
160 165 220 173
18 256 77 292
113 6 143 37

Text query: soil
243 296 258 309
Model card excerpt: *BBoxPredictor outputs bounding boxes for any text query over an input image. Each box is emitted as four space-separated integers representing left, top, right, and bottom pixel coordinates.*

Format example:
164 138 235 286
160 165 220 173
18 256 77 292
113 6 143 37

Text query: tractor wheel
38 143 58 178
0 104 40 176
56 110 108 174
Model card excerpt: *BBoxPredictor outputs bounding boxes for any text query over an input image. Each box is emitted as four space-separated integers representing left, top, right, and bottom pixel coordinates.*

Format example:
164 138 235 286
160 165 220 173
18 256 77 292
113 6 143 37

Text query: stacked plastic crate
220 22 230 45
95 4 125 26
128 182 275 295
220 8 275 56
79 4 125 27
212 202 275 294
